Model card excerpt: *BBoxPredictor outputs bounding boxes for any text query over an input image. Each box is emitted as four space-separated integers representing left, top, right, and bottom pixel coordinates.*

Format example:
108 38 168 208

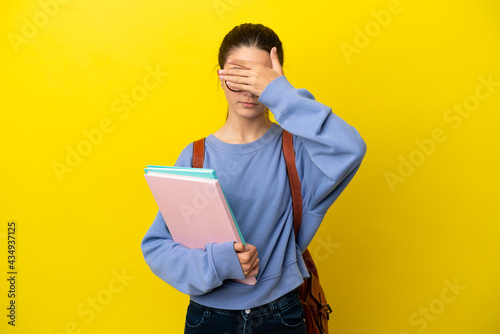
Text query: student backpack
192 130 332 334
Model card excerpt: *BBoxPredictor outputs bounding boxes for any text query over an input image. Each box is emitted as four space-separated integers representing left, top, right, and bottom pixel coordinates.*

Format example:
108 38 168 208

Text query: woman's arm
259 76 367 251
141 210 246 295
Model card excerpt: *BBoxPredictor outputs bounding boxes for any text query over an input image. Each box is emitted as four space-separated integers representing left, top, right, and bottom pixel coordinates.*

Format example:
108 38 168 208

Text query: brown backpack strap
192 138 205 168
282 130 303 237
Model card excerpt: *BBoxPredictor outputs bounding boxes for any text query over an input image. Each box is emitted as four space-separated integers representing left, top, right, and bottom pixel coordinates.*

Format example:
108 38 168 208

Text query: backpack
192 130 332 334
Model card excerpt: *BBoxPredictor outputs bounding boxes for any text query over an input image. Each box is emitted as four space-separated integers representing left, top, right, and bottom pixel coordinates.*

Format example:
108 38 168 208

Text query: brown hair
218 23 284 69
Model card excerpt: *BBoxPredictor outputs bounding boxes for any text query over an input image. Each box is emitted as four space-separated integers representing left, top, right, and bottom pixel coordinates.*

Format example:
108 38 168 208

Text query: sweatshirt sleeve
258 75 367 251
140 144 246 296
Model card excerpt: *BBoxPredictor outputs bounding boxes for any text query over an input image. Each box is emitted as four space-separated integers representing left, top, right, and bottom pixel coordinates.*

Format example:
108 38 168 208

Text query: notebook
144 168 256 285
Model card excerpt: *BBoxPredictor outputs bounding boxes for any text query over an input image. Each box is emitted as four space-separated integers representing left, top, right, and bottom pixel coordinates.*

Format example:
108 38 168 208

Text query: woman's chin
232 107 266 120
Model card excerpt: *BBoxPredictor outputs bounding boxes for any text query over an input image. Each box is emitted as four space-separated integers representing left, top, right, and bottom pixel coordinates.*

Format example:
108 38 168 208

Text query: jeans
184 288 306 334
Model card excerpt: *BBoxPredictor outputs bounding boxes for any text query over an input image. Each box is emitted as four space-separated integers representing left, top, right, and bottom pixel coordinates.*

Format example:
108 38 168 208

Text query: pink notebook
144 172 257 285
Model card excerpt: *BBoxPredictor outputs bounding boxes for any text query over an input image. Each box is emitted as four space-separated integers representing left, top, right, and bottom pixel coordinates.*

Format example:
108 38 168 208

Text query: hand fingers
237 243 257 258
241 256 260 277
233 242 249 252
235 243 259 277
225 81 253 93
218 68 251 77
270 47 283 75
219 54 280 97
242 250 258 266
245 258 260 278
219 71 253 86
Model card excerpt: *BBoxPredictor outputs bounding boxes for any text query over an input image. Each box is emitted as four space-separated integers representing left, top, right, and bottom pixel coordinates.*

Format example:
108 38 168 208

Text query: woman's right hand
233 242 260 278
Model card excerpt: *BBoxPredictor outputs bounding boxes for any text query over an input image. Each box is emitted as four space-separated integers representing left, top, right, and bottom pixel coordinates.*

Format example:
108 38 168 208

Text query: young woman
141 23 367 333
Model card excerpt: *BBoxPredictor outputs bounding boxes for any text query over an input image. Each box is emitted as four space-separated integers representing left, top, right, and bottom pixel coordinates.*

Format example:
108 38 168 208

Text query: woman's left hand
218 47 284 97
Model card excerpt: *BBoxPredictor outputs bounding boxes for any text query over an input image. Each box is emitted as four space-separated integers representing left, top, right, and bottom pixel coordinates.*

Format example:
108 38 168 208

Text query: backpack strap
191 130 302 236
192 138 205 168
281 130 303 237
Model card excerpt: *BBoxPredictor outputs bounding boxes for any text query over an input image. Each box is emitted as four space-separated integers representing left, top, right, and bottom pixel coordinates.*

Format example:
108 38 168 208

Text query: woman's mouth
240 102 257 108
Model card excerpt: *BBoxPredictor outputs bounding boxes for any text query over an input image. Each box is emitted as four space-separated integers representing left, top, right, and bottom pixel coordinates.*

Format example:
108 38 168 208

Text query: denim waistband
190 287 300 318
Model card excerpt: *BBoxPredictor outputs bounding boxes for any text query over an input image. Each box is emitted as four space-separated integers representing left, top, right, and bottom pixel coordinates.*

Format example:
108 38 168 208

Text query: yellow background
1 0 499 333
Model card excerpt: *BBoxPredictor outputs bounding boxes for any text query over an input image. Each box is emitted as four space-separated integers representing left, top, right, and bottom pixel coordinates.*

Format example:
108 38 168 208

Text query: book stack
144 165 256 285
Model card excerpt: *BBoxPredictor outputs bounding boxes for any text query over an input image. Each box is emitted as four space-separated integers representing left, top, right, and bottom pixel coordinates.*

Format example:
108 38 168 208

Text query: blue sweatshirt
141 75 367 310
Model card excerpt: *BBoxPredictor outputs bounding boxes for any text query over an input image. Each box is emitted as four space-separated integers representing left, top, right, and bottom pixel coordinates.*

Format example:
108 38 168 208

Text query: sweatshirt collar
206 123 282 154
